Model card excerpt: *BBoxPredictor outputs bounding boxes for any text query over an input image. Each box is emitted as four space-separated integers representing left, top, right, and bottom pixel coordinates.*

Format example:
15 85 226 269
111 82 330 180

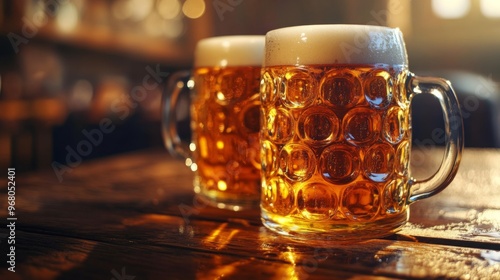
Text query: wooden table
0 147 499 279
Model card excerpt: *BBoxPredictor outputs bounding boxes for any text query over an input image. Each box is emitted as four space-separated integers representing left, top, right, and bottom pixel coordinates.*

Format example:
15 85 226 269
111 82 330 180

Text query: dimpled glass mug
259 25 463 241
163 36 265 211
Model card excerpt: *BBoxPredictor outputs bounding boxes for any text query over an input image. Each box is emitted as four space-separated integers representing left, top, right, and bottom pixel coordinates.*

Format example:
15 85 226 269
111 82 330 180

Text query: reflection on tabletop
0 147 498 279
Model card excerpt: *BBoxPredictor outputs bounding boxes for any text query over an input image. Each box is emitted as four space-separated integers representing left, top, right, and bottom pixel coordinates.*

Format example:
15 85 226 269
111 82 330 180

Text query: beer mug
162 36 265 211
259 25 463 240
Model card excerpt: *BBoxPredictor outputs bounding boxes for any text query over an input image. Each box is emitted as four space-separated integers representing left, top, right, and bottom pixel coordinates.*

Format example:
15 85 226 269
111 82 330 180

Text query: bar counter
0 147 499 279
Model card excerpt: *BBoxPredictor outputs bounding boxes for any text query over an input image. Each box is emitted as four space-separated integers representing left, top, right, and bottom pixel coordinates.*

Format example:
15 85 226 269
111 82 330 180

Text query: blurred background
1 0 499 172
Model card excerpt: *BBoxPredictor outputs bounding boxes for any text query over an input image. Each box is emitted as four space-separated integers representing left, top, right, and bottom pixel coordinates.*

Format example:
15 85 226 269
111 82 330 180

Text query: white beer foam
265 25 408 66
195 36 265 67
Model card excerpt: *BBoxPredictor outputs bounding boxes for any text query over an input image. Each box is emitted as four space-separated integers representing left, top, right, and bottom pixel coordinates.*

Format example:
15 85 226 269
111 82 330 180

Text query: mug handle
161 70 192 159
406 73 464 203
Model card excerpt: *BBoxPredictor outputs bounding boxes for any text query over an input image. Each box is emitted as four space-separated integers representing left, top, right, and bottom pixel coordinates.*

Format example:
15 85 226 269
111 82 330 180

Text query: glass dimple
343 107 381 146
265 177 295 215
383 179 407 214
298 106 339 146
217 70 246 104
246 134 261 170
239 99 261 134
297 183 337 221
395 140 410 176
342 183 380 221
364 143 395 182
279 144 316 182
320 144 360 184
266 107 293 144
281 69 317 108
365 70 393 109
260 72 274 105
261 140 279 176
321 70 361 109
383 106 406 144
394 69 410 108
276 76 285 103
217 135 243 163
206 103 228 133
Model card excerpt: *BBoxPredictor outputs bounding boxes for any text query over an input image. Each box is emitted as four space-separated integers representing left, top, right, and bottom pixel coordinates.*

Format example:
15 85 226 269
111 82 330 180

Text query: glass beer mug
163 36 265 211
259 25 463 240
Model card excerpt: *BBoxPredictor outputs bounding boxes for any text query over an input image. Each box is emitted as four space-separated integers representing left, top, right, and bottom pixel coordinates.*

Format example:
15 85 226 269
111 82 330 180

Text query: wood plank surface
0 148 499 279
3 231 399 280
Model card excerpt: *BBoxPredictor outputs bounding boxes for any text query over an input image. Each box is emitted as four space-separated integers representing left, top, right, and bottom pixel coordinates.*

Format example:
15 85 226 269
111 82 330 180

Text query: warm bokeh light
182 0 206 19
216 140 224 149
129 0 154 21
190 163 198 172
143 13 164 37
158 0 182 19
189 143 196 152
480 0 500 18
69 79 93 112
432 0 470 19
111 0 132 20
56 2 79 32
217 180 227 191
163 19 184 38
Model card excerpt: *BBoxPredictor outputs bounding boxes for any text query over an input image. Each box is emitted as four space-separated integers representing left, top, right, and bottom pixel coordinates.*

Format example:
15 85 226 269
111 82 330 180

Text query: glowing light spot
143 13 163 37
69 80 93 111
199 137 208 158
216 140 224 149
216 91 225 101
190 163 198 172
194 185 201 193
56 3 79 32
182 0 206 19
300 32 307 43
158 0 181 19
217 181 227 191
163 19 184 39
432 0 470 19
189 143 196 152
217 202 226 209
129 0 154 21
480 0 500 18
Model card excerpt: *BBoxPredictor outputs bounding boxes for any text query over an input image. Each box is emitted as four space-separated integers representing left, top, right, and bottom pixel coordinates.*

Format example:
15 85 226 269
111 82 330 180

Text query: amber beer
167 36 265 210
191 65 262 209
260 25 463 240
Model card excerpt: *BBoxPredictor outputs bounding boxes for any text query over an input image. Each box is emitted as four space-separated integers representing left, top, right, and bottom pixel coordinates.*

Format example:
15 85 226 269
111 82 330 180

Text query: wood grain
0 148 499 279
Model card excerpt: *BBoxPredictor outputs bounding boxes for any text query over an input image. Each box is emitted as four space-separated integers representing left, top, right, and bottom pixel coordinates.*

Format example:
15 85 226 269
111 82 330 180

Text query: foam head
194 36 265 68
264 25 408 67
